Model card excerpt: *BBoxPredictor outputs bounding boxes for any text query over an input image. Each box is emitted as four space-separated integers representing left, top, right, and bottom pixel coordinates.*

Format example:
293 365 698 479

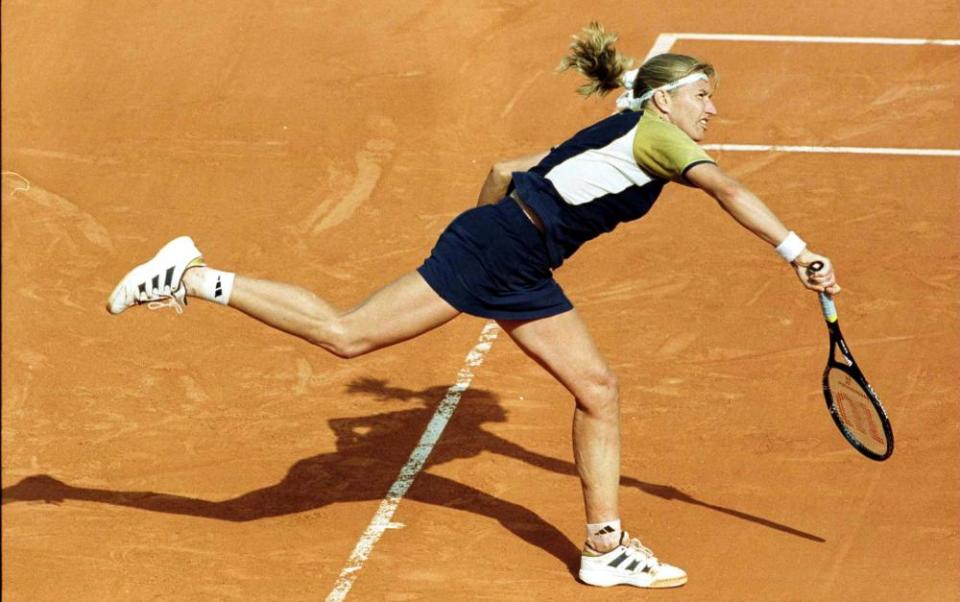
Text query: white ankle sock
193 268 235 305
586 519 622 552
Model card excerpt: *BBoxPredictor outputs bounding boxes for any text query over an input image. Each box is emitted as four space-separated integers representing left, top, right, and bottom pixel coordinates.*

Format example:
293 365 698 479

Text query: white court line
644 31 960 60
702 144 960 157
325 322 500 602
672 32 960 46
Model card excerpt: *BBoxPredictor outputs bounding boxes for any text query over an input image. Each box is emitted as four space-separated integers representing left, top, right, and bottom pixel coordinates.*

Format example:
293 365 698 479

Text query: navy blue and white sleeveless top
511 109 715 269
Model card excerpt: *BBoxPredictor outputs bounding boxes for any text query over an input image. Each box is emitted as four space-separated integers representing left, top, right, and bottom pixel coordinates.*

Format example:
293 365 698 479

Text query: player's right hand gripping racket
809 261 893 461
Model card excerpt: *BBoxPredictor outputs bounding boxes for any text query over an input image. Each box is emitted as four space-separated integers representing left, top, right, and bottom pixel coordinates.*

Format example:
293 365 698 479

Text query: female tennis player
107 23 839 589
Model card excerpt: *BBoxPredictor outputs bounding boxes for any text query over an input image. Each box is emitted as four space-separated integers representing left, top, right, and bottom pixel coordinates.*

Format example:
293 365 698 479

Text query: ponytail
556 22 635 98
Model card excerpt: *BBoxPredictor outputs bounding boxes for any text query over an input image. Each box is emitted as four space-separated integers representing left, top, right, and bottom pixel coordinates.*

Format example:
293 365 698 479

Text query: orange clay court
2 2 959 600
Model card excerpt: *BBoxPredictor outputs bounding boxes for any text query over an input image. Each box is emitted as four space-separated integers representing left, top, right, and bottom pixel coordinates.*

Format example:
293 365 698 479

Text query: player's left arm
477 151 548 206
685 162 841 295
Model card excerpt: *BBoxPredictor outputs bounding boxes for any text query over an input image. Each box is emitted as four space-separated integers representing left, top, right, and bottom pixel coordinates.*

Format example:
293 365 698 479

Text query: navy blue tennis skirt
417 197 573 320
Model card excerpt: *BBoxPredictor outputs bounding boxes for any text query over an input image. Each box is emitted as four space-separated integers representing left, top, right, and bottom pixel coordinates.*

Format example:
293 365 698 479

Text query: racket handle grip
809 261 838 322
818 292 837 323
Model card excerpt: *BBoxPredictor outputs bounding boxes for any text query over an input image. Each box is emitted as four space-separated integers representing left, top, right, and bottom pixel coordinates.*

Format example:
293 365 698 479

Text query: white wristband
775 231 806 263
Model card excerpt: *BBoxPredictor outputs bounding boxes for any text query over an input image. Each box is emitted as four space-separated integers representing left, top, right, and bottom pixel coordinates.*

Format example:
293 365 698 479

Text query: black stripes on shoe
135 265 178 304
142 266 177 295
612 555 653 573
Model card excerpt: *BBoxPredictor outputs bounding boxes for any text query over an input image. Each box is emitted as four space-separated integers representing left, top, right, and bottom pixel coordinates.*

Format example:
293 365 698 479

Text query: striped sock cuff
195 269 235 305
586 519 622 552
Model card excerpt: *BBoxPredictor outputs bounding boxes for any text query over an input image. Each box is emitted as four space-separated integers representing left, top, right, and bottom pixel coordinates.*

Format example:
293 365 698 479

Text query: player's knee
576 369 620 417
324 340 364 359
325 336 372 359
307 321 371 359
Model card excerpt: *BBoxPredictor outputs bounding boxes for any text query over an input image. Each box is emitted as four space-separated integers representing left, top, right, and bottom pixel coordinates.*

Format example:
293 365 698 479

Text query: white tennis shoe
106 236 205 315
579 531 687 588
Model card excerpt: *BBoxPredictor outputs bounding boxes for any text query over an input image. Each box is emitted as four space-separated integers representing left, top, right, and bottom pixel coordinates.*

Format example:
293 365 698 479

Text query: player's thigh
498 309 616 401
341 271 460 349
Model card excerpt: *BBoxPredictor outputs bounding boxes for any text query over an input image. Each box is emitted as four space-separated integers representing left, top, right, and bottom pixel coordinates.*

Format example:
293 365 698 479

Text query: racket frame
818 293 894 461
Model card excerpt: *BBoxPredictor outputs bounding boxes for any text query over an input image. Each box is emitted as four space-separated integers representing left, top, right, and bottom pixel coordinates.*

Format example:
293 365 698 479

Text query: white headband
615 70 709 112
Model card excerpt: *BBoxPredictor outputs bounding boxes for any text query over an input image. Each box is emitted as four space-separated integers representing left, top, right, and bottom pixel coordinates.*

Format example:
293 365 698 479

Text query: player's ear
652 89 672 114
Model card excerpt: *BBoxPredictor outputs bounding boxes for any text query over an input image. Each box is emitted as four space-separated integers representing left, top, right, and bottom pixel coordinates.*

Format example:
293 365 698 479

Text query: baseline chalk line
325 321 500 602
701 144 960 157
645 31 960 60
670 32 960 46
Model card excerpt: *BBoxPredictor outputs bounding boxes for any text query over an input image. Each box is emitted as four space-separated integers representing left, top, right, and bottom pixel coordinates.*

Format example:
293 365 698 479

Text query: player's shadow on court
2 377 823 574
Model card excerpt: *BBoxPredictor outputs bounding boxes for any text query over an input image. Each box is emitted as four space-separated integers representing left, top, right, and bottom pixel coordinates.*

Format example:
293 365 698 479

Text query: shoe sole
579 570 688 589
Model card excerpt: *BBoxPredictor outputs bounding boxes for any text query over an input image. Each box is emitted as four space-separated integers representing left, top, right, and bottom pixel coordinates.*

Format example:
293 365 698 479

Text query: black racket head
822 363 894 461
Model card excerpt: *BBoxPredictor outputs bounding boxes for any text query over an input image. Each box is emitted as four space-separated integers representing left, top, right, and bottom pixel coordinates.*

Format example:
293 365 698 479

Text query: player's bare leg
497 310 621 534
183 268 460 357
499 310 687 588
105 236 458 354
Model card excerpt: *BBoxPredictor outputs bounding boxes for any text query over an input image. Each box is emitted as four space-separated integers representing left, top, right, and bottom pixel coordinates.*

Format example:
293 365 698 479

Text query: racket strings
829 369 888 453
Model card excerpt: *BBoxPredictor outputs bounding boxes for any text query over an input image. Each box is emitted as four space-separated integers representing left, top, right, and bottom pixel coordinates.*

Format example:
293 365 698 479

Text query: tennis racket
809 261 893 461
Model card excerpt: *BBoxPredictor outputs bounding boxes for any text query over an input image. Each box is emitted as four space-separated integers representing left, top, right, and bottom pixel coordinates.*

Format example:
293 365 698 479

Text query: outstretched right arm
685 162 841 295
476 152 548 206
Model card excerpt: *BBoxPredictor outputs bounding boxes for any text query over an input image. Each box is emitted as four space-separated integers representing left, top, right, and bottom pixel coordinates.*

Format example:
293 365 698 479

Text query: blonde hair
556 22 635 97
559 23 716 106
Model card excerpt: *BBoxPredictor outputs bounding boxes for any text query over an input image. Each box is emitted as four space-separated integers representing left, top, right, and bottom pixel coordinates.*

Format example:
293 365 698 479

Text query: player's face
668 80 717 141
